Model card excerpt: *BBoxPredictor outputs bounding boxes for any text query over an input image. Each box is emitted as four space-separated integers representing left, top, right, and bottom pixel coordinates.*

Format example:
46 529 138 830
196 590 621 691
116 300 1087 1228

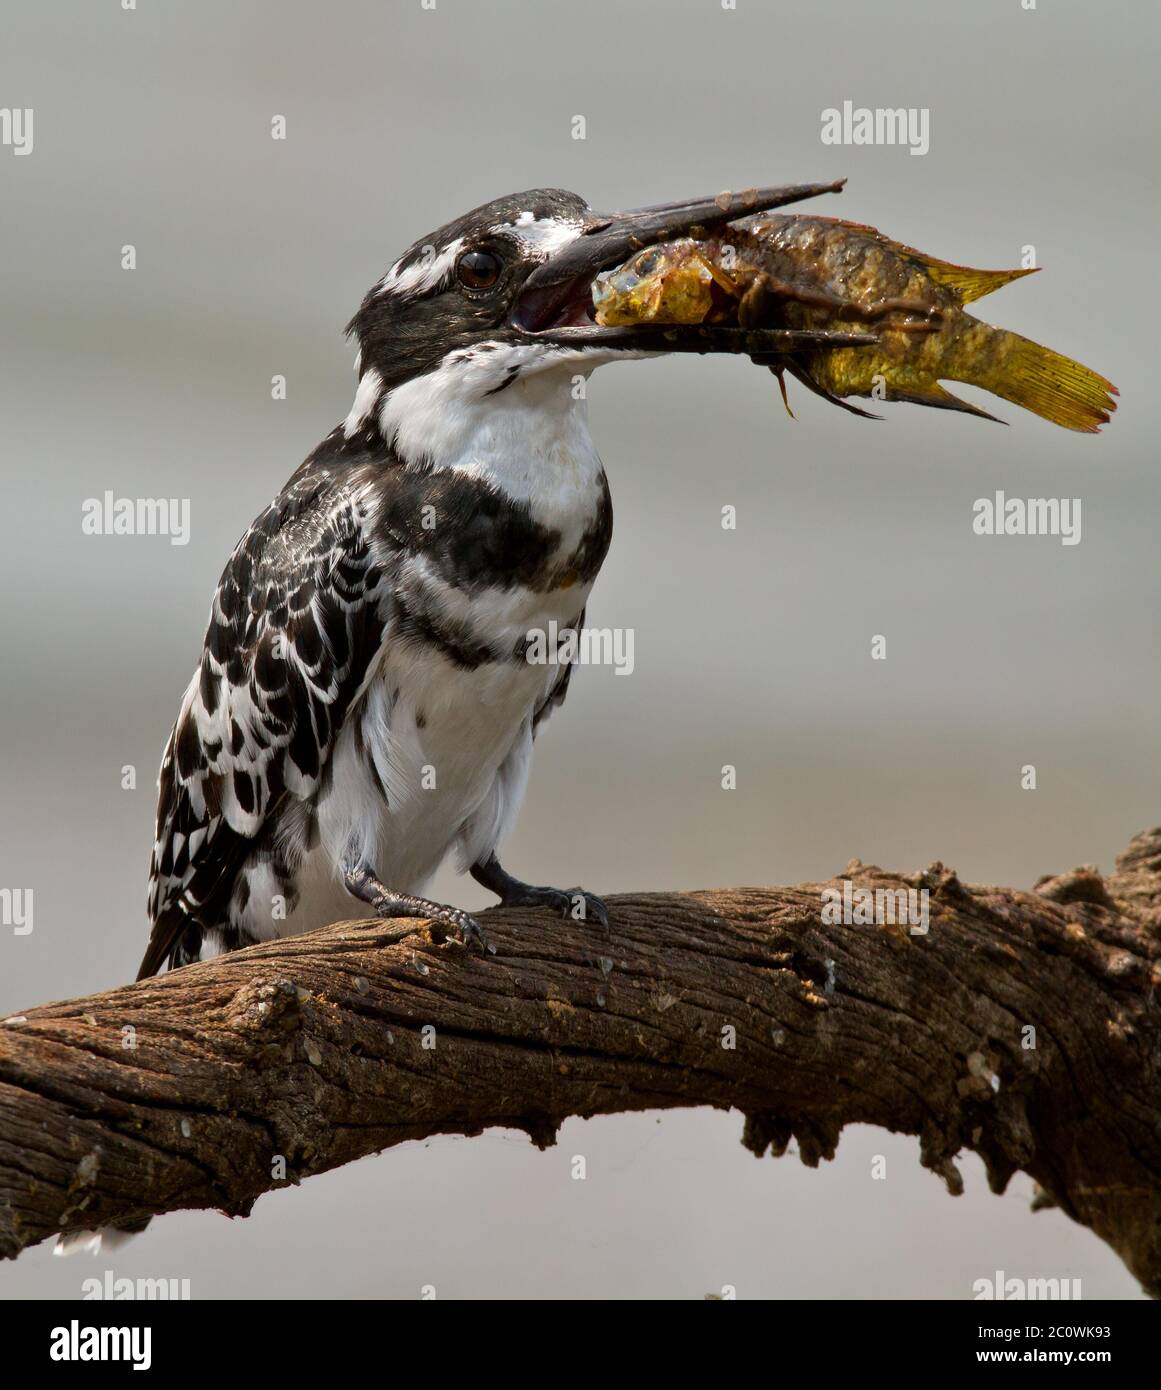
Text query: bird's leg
471 852 609 928
342 861 488 952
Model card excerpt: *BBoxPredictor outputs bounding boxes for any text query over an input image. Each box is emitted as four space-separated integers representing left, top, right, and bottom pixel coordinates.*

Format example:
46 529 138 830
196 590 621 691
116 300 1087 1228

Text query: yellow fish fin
952 328 1119 433
806 218 1038 303
887 381 1004 424
911 258 1039 304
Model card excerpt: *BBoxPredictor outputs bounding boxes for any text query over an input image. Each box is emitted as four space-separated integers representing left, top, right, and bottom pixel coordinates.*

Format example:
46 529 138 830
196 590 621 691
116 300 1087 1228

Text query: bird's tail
948 322 1118 433
54 1220 151 1257
137 911 202 980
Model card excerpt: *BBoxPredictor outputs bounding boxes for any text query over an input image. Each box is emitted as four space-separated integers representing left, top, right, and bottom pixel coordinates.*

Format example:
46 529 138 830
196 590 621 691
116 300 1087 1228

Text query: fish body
592 214 1117 432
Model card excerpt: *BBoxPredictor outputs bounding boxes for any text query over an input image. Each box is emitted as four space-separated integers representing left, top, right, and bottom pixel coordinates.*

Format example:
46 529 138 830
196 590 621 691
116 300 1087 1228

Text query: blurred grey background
1 0 1156 1298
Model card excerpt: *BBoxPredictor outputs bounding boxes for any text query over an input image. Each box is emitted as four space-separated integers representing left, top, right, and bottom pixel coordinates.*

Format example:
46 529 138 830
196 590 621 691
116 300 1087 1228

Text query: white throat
361 348 612 541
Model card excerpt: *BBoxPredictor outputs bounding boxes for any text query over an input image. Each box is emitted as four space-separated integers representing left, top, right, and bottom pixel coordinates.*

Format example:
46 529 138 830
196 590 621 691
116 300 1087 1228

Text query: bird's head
343 181 845 456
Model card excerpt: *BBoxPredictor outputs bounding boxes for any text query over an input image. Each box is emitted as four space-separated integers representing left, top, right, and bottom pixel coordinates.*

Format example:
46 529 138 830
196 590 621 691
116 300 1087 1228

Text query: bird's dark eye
457 249 503 290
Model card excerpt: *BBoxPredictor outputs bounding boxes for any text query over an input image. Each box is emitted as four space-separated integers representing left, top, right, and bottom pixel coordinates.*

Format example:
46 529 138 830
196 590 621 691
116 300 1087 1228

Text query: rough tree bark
1 827 1159 1293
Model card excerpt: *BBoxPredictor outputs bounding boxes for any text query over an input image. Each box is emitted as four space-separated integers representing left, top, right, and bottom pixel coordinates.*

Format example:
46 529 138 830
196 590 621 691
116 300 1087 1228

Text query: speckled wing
139 467 388 978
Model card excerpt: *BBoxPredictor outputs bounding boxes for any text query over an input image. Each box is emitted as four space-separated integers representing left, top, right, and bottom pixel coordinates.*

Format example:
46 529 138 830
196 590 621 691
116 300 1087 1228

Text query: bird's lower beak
510 179 855 356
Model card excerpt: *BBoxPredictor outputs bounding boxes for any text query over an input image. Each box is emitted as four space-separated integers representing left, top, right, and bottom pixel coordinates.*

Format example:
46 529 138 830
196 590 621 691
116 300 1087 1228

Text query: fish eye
456 249 503 291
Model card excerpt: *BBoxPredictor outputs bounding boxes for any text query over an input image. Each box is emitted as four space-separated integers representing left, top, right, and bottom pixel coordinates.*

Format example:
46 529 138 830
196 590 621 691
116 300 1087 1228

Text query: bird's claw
429 905 489 954
449 909 490 953
575 890 610 929
368 894 489 954
504 883 609 928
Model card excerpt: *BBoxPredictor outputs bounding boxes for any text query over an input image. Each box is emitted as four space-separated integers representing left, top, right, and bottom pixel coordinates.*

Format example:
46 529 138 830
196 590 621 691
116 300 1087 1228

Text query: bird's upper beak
510 179 862 357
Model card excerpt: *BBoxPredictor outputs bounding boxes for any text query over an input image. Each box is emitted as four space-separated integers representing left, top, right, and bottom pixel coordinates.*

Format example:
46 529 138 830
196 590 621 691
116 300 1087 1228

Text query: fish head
591 241 721 327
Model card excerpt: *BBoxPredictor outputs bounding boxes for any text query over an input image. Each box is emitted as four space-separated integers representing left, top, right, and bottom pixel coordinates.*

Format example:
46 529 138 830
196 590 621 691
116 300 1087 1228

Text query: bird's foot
377 893 489 953
502 882 610 927
344 863 489 953
471 854 609 928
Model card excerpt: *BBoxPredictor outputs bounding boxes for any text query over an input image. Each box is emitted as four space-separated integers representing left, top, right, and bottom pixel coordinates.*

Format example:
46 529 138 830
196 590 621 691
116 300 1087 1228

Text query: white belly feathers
247 360 607 939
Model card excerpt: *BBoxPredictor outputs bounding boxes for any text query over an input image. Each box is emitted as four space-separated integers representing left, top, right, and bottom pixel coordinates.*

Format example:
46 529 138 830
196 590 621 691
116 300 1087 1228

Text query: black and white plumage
139 180 850 978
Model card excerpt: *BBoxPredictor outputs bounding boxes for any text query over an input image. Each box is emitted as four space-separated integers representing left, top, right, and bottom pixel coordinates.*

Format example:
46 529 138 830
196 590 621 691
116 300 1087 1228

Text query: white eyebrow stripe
496 216 582 256
376 236 464 299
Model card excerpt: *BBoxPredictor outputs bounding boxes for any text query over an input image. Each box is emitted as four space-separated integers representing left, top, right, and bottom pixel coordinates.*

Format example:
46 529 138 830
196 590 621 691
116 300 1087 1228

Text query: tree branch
2 828 1159 1293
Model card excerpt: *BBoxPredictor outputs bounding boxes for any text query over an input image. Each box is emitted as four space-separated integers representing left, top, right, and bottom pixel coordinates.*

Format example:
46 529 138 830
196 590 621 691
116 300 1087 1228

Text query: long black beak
510 179 866 355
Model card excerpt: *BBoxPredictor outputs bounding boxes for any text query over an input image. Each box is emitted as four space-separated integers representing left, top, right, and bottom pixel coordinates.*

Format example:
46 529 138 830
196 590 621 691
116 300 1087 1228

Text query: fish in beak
510 179 879 358
513 180 1118 432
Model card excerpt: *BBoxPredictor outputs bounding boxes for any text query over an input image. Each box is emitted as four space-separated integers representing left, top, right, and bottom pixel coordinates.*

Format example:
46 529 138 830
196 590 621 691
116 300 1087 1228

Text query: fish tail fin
916 258 1039 304
951 326 1118 433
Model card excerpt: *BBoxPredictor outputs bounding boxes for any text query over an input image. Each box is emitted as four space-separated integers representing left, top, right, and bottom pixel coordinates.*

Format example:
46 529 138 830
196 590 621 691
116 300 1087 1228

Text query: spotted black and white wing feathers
140 463 387 978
